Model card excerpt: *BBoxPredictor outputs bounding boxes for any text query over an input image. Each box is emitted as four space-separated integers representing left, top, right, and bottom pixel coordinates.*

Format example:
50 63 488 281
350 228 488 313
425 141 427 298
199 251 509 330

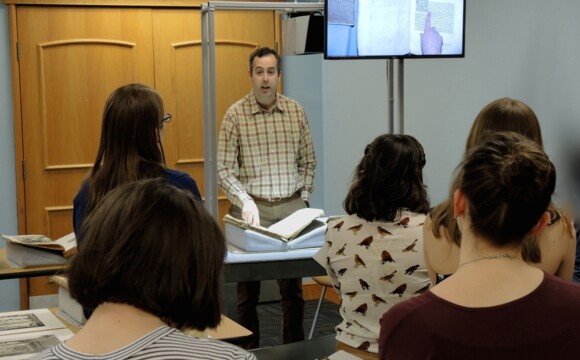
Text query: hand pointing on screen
420 12 443 55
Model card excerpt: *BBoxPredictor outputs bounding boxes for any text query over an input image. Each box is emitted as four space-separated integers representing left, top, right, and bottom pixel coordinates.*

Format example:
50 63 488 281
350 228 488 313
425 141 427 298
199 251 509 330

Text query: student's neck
458 233 521 266
65 303 166 354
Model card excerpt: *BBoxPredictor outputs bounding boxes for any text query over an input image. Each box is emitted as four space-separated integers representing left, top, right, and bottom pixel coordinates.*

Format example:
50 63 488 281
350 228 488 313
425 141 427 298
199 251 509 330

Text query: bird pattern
371 294 387 306
347 224 363 235
317 213 429 354
357 235 374 249
354 254 367 268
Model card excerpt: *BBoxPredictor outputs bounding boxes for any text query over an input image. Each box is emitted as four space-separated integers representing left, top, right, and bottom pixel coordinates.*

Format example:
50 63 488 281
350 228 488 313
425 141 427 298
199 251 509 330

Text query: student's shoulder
380 293 434 331
164 169 198 189
162 331 256 359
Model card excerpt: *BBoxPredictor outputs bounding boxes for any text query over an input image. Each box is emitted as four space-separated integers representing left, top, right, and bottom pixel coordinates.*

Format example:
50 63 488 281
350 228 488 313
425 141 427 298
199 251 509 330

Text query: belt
251 192 300 203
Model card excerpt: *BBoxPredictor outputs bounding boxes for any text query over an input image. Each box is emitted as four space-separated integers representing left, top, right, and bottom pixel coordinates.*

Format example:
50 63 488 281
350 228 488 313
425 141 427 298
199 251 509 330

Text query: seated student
379 132 580 359
314 134 430 358
73 83 202 245
424 98 576 283
33 179 255 360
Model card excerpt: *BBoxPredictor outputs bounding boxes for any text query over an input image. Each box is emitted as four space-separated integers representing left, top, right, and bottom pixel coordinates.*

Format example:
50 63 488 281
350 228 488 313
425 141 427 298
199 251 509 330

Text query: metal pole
201 4 219 219
200 1 324 220
387 59 394 134
397 59 404 134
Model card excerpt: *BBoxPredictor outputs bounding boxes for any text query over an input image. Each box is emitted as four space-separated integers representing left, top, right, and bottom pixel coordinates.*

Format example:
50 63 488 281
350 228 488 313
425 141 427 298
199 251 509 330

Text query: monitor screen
325 0 466 59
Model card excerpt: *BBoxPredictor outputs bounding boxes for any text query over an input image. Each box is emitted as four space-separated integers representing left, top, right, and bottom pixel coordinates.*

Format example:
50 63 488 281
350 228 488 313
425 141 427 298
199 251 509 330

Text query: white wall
286 0 580 216
405 0 580 207
0 2 21 311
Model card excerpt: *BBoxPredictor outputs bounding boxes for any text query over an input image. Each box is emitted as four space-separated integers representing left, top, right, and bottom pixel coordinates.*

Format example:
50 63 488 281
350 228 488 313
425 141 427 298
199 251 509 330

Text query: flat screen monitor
325 0 466 59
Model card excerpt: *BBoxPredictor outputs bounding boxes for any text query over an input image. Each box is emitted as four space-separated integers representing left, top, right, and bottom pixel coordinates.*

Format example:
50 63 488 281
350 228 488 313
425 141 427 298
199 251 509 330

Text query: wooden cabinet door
14 4 278 307
152 9 278 224
17 6 155 239
16 6 155 308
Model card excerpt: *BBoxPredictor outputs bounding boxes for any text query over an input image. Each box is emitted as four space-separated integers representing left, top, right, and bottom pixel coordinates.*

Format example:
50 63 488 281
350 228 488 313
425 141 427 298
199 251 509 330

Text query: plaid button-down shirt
217 91 317 208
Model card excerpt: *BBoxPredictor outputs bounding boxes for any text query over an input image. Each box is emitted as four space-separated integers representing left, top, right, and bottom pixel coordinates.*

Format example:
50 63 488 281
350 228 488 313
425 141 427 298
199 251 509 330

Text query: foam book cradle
224 208 327 252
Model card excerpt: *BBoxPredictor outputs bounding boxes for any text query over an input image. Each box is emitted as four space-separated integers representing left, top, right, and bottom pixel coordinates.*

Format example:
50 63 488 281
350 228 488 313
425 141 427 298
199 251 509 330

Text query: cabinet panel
17 6 156 239
152 9 277 224
12 4 279 307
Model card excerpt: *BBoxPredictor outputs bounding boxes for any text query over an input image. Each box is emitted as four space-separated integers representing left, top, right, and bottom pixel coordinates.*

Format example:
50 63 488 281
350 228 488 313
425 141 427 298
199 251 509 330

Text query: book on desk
1 233 76 268
224 208 327 252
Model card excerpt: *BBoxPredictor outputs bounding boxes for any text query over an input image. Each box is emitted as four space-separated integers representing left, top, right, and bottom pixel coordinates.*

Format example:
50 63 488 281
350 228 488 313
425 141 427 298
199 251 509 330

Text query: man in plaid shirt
217 47 317 348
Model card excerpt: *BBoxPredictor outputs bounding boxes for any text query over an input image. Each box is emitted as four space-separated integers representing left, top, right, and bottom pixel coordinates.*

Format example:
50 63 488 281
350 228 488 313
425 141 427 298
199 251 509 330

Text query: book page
0 328 72 359
224 208 324 241
0 309 67 336
266 208 324 240
409 0 465 55
357 0 411 56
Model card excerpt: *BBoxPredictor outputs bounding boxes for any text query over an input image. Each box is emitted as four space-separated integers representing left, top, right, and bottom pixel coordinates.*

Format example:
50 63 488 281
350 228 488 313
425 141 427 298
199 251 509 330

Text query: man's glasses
161 113 172 125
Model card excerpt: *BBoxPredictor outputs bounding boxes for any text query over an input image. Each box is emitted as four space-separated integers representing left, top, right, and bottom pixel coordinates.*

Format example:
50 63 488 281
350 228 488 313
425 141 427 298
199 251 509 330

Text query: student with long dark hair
73 83 201 244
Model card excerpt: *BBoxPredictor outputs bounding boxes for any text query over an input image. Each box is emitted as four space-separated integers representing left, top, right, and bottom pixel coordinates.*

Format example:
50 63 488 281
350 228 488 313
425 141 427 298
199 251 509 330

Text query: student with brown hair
315 134 430 358
34 179 254 359
379 132 580 359
424 98 576 283
73 83 202 245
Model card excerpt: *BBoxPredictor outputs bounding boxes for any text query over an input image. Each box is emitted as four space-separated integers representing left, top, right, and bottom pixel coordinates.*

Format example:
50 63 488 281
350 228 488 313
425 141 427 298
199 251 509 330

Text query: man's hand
420 12 443 55
242 201 260 226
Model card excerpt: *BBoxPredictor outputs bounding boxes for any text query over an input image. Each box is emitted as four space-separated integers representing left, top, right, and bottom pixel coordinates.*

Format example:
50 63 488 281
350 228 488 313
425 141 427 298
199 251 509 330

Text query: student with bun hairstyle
379 132 580 359
35 179 255 359
424 98 576 283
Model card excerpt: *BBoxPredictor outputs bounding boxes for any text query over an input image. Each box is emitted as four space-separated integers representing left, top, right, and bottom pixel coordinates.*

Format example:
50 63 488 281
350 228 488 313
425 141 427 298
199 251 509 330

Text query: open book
224 208 324 241
357 0 464 56
1 233 76 268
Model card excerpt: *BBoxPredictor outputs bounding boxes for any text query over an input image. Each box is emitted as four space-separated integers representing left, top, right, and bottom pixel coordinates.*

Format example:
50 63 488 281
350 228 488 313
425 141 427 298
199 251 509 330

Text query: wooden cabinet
4 0 280 309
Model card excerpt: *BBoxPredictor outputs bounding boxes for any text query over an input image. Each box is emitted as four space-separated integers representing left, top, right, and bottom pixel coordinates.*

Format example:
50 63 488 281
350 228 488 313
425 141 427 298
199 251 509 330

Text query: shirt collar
248 90 284 114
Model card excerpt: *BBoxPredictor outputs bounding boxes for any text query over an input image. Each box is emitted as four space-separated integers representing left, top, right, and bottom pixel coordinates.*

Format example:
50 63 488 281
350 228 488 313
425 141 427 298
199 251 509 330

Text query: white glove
242 201 260 227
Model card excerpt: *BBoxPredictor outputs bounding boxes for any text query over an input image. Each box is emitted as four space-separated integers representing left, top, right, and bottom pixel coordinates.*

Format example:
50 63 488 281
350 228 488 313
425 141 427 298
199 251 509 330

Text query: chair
308 275 334 339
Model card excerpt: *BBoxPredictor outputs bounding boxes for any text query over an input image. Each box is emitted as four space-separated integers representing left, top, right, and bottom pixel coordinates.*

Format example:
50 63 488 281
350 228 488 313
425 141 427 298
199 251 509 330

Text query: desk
251 333 336 360
222 246 326 319
1 247 327 319
49 308 252 343
0 248 65 280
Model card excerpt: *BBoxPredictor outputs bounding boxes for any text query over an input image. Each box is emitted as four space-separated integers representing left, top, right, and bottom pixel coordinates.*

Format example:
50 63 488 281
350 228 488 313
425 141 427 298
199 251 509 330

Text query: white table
222 245 326 319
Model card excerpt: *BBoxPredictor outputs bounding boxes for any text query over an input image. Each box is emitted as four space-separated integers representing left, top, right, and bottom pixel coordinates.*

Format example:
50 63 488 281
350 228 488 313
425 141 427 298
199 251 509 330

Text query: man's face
250 54 281 108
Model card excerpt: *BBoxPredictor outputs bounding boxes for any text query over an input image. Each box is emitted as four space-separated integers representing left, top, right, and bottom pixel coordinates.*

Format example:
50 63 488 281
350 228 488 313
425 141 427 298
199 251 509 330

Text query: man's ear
453 189 466 218
529 211 550 237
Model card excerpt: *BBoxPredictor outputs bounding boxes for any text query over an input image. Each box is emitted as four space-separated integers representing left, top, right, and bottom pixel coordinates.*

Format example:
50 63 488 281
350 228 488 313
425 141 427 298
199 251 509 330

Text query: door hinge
22 160 26 180
16 42 21 62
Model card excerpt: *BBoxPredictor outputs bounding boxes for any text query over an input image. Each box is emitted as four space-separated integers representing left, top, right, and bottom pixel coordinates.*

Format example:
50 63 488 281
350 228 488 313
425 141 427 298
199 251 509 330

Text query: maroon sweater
379 273 580 359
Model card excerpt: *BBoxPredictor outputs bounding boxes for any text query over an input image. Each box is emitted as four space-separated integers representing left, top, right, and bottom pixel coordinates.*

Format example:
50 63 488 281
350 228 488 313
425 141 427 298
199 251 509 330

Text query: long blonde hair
430 98 574 262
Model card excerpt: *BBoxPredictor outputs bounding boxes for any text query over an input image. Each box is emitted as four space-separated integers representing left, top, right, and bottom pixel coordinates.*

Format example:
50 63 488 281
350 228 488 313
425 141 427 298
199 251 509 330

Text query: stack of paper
0 308 73 358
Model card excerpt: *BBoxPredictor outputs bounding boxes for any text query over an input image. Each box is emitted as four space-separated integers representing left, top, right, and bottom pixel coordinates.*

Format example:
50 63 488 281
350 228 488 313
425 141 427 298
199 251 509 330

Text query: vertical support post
201 4 219 219
397 59 404 134
386 59 394 134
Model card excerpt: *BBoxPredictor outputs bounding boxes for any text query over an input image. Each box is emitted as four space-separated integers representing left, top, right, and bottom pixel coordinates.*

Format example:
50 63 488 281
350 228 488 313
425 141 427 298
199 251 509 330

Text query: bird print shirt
314 212 430 354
